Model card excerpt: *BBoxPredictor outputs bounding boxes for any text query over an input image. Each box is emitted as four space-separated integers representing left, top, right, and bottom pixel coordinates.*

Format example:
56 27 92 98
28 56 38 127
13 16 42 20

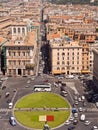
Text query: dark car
73 119 78 125
68 126 75 130
5 92 10 98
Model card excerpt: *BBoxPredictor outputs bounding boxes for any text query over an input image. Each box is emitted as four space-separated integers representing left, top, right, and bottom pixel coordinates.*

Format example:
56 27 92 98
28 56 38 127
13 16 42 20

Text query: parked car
91 125 98 130
9 116 16 126
73 119 78 125
95 102 98 108
65 120 71 125
68 126 75 130
5 92 10 98
78 107 83 112
69 116 74 121
74 100 79 105
2 86 6 90
73 113 78 118
61 91 68 97
84 120 91 125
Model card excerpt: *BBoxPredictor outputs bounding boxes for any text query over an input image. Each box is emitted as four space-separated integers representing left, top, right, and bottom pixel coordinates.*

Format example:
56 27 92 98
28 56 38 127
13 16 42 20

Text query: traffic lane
0 119 27 130
56 120 93 130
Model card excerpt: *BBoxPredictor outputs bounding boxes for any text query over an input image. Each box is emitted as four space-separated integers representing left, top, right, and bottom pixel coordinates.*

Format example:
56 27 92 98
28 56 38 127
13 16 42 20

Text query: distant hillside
49 0 98 5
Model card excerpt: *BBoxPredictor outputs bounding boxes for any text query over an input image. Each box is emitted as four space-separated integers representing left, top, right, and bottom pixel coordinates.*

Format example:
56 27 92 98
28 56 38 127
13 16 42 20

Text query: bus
33 83 51 92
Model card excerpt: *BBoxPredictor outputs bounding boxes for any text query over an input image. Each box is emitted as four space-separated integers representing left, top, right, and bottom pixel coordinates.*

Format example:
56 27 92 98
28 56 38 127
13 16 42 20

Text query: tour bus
33 83 51 92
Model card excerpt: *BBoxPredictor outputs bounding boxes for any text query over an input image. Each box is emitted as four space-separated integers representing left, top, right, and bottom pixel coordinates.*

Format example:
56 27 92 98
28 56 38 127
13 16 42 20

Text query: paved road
0 76 98 130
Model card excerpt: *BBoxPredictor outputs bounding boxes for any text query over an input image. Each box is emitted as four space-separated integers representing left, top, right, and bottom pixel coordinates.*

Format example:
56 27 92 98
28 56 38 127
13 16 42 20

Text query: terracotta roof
5 30 37 47
47 33 60 40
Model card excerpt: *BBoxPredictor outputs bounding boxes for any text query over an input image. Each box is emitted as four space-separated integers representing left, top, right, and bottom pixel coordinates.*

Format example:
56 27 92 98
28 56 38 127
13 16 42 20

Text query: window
9 60 11 65
22 27 25 34
13 28 16 33
27 52 30 56
18 52 20 56
62 52 65 56
72 67 74 69
23 52 25 56
13 61 16 65
9 51 11 56
57 67 60 70
13 52 16 56
23 61 25 65
62 67 65 70
62 57 64 60
18 28 20 33
57 53 59 56
18 60 20 65
62 61 65 64
57 61 60 65
67 61 69 65
57 57 59 60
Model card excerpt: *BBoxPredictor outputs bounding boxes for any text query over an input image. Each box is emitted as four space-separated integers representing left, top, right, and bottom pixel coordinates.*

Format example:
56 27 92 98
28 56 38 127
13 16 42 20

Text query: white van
80 114 85 121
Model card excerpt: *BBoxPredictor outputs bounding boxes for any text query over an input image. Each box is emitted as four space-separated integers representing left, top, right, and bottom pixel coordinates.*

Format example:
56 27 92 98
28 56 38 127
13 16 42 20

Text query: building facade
4 22 38 76
50 38 82 75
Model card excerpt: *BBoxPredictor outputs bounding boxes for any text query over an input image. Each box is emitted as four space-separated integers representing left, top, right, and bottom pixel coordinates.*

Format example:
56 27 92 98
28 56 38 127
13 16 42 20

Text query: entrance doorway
18 69 21 75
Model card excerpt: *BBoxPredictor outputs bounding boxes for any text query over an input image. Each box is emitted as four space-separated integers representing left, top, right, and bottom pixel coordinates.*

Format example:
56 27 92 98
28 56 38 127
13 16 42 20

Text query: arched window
18 28 20 33
13 28 16 33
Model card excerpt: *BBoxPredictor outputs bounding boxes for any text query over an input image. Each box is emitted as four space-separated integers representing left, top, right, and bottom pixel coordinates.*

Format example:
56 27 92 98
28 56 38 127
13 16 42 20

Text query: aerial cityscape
0 0 98 130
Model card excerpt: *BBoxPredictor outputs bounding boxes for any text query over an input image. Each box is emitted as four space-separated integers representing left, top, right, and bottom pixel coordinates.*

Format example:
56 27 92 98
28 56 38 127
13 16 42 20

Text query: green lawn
14 110 70 129
15 92 70 108
14 92 71 129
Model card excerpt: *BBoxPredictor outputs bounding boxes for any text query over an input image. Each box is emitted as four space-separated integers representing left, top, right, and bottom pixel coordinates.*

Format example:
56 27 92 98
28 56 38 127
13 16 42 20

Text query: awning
52 70 61 74
81 70 90 73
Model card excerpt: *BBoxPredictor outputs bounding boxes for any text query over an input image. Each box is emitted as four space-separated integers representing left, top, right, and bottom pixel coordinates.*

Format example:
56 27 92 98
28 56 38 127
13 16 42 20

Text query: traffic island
14 92 71 129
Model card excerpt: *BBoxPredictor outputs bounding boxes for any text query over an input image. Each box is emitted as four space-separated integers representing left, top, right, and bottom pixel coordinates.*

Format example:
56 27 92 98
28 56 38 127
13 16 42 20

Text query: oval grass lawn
14 92 71 129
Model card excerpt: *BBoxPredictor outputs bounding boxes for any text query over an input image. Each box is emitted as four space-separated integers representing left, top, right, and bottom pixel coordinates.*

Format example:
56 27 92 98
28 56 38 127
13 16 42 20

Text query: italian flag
39 115 54 122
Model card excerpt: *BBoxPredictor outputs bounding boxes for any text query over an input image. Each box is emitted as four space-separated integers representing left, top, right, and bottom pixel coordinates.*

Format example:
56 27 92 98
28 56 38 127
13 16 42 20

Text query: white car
78 97 82 102
92 126 98 130
78 107 83 112
69 116 74 121
74 100 79 105
95 102 98 108
73 113 78 118
84 120 91 125
65 120 71 125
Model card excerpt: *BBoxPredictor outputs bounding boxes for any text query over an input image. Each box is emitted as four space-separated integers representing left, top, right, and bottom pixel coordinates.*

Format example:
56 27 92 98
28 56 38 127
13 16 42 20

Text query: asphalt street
0 75 98 130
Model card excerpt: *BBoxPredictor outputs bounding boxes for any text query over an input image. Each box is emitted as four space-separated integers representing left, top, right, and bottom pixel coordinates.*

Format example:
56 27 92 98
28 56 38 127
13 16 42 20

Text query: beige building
4 21 38 76
50 38 82 75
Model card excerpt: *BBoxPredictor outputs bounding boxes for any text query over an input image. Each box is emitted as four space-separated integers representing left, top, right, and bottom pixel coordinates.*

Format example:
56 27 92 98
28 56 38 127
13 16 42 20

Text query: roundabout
14 92 71 129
